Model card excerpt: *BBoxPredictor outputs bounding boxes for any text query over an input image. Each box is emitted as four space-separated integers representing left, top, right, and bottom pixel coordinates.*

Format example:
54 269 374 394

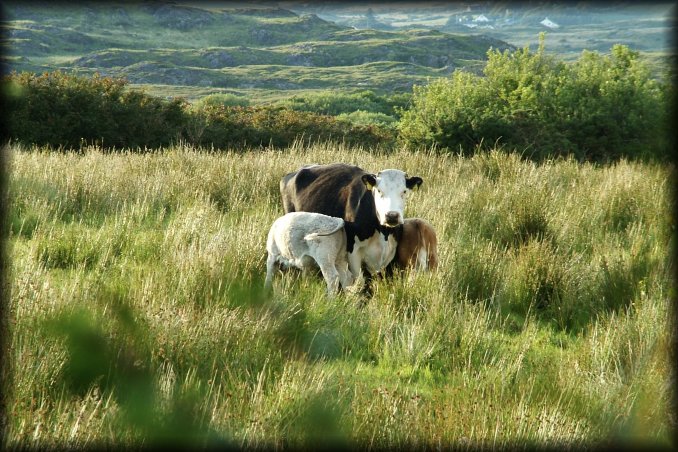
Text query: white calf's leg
315 250 340 296
265 227 281 291
264 251 277 291
319 264 340 296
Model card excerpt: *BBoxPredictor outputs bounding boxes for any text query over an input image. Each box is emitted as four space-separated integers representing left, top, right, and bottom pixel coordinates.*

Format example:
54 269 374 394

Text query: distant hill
0 2 515 99
287 2 674 59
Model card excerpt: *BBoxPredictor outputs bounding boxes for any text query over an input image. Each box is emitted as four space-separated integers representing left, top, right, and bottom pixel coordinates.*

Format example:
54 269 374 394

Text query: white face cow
362 169 423 227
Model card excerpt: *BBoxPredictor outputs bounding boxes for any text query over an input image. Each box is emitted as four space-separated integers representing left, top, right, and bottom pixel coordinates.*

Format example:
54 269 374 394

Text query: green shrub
4 71 188 149
194 93 250 108
3 72 395 150
398 36 670 161
276 90 411 117
336 110 398 129
558 45 669 161
189 104 394 149
398 69 509 153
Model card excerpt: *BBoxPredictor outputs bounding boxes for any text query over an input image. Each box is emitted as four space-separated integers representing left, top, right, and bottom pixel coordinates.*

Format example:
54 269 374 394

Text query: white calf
265 212 354 295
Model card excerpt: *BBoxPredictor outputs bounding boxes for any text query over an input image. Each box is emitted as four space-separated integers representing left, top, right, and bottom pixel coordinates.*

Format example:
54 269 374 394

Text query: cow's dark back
280 163 376 225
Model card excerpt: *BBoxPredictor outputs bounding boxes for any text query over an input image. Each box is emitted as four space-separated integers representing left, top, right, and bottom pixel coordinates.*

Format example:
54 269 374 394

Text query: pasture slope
5 141 674 448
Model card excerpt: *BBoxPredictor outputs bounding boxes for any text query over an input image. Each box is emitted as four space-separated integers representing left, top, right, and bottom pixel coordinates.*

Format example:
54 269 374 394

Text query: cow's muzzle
384 211 402 226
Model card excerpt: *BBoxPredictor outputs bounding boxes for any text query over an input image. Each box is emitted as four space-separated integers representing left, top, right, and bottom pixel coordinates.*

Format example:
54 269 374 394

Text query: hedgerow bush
398 36 670 161
4 71 188 149
3 71 393 150
336 110 398 129
187 103 394 149
275 89 410 117
194 93 251 108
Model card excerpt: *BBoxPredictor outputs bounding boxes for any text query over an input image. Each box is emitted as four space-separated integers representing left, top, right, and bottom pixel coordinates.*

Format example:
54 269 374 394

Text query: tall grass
4 142 674 449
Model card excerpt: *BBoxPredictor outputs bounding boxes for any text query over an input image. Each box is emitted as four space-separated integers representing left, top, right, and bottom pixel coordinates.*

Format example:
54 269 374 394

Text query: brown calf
394 218 438 271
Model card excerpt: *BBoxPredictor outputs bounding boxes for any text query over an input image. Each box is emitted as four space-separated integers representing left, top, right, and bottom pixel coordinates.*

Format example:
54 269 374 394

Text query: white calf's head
362 169 423 227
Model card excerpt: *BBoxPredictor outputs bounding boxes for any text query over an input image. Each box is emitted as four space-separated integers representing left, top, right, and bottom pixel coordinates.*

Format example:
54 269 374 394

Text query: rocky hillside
1 1 514 95
294 3 674 56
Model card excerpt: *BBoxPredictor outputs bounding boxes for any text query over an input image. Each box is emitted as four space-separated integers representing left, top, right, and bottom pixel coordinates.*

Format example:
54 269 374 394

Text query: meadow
4 141 675 449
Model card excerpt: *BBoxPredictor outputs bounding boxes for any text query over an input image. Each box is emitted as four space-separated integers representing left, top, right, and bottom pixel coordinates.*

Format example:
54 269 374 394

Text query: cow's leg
362 266 374 297
336 252 354 290
347 251 363 290
382 258 397 279
346 251 374 296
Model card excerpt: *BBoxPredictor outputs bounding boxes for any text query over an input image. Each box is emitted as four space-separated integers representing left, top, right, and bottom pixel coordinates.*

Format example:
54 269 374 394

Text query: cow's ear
362 174 377 190
406 176 423 191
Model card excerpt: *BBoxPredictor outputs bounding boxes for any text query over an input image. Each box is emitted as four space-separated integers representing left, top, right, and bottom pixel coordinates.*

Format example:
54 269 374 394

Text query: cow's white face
362 169 423 227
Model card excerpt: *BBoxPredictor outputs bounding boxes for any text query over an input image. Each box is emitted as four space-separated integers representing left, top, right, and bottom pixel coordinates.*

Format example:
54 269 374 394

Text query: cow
389 218 439 273
279 163 423 294
265 212 354 296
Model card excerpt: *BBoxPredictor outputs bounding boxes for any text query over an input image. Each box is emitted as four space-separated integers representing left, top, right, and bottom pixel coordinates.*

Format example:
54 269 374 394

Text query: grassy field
4 142 675 449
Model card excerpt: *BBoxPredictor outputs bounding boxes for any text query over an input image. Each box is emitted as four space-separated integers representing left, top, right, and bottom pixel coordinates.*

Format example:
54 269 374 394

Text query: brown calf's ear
362 173 377 190
406 176 423 191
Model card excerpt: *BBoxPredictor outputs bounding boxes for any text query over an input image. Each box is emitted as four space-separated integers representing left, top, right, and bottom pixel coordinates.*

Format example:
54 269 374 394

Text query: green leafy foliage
187 104 394 149
4 71 188 149
557 45 669 161
272 90 408 130
398 37 670 161
274 90 410 117
194 93 251 108
4 71 393 150
337 110 398 129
